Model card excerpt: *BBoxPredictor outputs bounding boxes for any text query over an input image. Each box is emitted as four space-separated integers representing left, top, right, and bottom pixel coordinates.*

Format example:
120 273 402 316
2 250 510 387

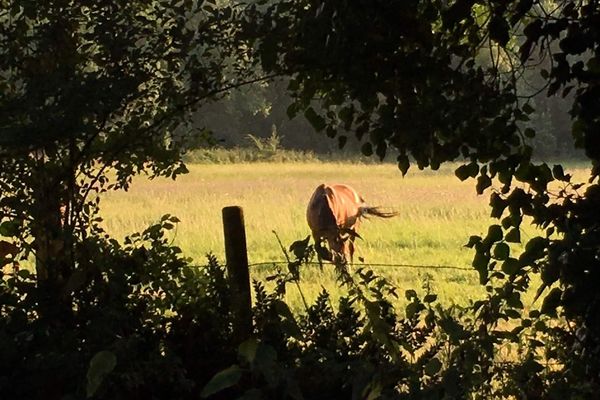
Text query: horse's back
307 184 364 232
306 184 336 234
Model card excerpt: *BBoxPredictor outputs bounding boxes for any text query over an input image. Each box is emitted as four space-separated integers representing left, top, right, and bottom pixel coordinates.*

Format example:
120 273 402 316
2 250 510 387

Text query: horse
306 183 397 263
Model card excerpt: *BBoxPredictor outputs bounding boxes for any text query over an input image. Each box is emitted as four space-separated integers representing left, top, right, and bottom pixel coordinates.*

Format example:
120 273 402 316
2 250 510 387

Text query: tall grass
99 161 590 311
99 163 481 306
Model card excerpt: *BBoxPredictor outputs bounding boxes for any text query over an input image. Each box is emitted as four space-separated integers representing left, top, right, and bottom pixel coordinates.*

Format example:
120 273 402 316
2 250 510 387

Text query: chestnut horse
306 183 396 263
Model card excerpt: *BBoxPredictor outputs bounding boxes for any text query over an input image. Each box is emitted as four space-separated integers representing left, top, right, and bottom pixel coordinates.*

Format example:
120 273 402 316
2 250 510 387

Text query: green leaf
489 193 507 219
274 299 302 338
472 251 490 284
487 224 503 243
160 214 172 222
289 236 310 260
363 380 383 400
397 154 410 176
541 263 560 286
424 357 442 376
253 344 278 383
260 38 278 71
200 365 243 398
0 221 19 237
505 227 521 243
524 128 536 138
326 126 337 138
406 301 424 319
442 368 460 396
514 163 531 181
443 0 475 28
424 294 437 303
17 269 31 279
87 351 117 398
238 339 259 364
507 292 524 309
522 103 535 114
64 269 87 294
338 105 354 129
501 257 521 275
529 309 541 318
472 251 490 271
522 236 547 263
438 316 468 343
552 164 568 181
541 288 562 316
286 103 299 119
476 174 492 194
493 243 510 260
361 142 373 156
455 163 478 181
465 235 481 248
304 107 326 132
455 164 471 181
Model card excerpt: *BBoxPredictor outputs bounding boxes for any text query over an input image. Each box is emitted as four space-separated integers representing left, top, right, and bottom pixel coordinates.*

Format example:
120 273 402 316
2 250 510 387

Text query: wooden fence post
222 206 252 342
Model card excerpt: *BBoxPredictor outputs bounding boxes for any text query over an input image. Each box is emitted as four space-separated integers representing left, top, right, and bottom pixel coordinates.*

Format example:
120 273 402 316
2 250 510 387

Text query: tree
0 1 258 397
245 0 600 394
0 0 252 306
189 78 343 153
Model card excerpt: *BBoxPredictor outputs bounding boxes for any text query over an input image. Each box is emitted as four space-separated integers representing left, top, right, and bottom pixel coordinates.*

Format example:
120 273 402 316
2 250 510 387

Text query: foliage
184 145 318 164
0 0 253 291
0 3 255 398
188 78 337 152
203 238 471 399
243 0 600 395
183 144 386 164
0 219 523 399
188 127 319 163
0 218 236 399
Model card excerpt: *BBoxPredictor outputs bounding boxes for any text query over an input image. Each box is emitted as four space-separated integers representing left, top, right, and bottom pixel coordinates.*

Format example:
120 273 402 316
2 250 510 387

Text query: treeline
189 77 582 161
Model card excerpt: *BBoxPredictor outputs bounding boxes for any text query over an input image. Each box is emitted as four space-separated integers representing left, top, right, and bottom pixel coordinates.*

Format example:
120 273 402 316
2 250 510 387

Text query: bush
2 223 596 400
0 217 236 400
184 146 318 164
0 225 470 400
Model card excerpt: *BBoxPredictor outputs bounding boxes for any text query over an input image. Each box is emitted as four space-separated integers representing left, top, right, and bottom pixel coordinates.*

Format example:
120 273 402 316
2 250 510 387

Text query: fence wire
247 260 474 272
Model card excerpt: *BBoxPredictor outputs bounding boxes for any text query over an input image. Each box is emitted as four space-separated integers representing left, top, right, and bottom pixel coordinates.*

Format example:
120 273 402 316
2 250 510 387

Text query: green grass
99 161 590 311
99 163 480 308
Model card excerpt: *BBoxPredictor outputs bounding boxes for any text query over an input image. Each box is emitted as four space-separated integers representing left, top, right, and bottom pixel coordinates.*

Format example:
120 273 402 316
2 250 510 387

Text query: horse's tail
359 206 398 219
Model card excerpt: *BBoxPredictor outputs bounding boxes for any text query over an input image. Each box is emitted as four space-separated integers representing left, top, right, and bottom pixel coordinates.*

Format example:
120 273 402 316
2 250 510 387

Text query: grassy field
99 161 583 311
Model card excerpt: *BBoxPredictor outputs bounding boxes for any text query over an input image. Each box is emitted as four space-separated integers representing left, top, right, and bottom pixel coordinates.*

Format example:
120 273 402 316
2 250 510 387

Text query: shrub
0 218 236 400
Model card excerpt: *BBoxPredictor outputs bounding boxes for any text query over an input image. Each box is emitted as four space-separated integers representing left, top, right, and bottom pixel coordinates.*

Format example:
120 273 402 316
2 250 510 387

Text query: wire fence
246 260 474 272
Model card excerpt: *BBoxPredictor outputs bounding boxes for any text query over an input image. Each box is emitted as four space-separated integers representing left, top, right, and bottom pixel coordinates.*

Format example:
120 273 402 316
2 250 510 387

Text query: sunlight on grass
99 161 590 311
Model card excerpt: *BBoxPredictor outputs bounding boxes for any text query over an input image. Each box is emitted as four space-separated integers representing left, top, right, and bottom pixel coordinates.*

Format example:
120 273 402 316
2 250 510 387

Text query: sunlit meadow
99 161 590 311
